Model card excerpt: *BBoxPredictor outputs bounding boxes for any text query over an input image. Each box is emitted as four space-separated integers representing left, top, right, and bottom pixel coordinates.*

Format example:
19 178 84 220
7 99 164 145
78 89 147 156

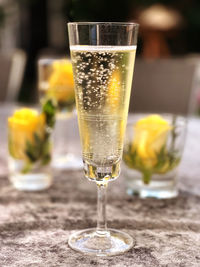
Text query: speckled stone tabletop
0 105 200 267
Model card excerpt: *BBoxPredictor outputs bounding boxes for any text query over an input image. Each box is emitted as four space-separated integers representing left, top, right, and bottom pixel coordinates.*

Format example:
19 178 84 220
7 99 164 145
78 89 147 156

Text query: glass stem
96 182 108 235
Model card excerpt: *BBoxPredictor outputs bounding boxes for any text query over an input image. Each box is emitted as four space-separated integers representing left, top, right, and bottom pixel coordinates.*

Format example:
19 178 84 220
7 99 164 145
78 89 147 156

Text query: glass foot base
68 228 134 256
52 153 83 170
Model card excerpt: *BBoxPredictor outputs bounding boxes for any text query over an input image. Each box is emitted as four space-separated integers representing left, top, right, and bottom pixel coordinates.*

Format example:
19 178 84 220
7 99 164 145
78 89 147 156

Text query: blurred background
1 0 200 115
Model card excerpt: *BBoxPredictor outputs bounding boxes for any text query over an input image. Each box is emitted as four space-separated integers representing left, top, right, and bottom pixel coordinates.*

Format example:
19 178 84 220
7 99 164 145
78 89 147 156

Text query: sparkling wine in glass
68 22 139 256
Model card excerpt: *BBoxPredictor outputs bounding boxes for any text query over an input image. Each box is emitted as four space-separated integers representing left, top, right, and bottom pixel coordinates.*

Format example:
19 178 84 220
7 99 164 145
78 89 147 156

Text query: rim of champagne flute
68 21 139 27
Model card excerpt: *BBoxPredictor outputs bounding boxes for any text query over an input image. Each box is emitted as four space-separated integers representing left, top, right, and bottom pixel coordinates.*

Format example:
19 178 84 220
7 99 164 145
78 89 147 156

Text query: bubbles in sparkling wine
71 45 136 181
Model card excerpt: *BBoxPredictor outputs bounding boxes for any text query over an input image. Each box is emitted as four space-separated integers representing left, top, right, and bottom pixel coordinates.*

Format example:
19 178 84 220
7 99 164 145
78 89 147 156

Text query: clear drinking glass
38 58 82 170
8 108 52 191
68 22 139 256
123 114 187 198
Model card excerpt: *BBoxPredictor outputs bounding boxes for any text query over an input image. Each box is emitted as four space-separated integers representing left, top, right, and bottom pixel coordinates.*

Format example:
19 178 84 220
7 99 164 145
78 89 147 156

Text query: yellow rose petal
48 59 75 102
8 108 46 160
133 114 171 166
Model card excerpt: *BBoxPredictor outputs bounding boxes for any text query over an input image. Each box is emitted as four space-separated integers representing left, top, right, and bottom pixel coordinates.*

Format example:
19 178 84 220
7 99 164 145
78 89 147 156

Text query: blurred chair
0 49 26 102
130 58 196 115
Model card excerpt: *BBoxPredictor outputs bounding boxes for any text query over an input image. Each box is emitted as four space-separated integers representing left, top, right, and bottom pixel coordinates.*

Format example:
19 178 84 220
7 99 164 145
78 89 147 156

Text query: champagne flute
68 22 139 256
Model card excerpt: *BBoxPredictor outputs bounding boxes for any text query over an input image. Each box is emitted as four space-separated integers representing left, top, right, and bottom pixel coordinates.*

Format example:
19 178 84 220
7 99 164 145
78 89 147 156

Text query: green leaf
33 132 42 146
25 140 38 162
154 145 167 169
42 154 51 165
142 170 152 185
20 99 56 173
123 142 181 185
42 99 56 128
21 162 32 174
41 138 52 165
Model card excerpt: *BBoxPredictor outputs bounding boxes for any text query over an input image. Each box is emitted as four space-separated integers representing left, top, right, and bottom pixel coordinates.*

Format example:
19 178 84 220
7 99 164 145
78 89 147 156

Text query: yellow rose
132 115 171 167
8 108 45 160
48 59 75 102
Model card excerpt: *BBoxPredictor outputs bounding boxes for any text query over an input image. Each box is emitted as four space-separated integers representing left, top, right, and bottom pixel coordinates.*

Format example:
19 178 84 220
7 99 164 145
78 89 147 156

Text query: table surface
0 104 200 267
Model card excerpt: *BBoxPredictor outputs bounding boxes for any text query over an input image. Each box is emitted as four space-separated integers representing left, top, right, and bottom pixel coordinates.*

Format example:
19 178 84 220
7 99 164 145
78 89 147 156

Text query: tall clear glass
38 58 82 170
68 22 139 256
